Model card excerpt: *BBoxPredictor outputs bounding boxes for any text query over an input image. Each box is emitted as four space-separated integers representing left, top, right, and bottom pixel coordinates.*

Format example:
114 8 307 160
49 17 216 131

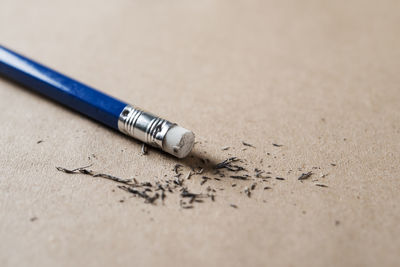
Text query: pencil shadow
181 149 221 172
154 144 222 173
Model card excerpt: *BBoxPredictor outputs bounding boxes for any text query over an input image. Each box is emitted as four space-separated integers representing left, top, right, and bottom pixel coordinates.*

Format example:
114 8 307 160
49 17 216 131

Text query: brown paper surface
1 1 400 266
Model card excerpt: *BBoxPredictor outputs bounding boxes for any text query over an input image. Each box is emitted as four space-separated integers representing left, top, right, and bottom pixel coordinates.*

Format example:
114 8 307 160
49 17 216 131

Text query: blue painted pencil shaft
0 45 126 129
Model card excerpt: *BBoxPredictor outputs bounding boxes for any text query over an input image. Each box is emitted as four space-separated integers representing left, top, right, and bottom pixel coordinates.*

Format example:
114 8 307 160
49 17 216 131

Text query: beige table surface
1 0 400 266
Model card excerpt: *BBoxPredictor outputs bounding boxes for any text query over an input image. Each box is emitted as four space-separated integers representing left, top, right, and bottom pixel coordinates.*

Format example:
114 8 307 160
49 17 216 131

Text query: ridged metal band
117 104 175 149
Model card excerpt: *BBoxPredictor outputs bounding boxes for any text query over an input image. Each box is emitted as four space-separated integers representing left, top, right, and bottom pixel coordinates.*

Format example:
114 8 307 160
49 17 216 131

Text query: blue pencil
0 45 195 158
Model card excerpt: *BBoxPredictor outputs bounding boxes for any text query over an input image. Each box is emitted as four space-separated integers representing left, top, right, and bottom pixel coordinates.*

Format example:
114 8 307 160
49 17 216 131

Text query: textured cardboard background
1 1 400 266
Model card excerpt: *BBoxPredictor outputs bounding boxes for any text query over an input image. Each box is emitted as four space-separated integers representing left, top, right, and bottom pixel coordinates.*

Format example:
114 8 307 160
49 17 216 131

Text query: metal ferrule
117 104 175 149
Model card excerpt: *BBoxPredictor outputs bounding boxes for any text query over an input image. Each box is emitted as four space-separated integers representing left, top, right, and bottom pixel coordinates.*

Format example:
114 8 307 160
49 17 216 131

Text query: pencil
0 45 195 158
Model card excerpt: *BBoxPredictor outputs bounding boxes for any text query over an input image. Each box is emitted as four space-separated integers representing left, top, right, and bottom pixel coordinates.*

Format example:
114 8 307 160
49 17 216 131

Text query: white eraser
163 125 195 158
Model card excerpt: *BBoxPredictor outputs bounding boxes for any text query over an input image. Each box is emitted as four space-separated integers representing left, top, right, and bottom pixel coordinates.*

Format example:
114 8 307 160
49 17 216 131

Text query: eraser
163 125 195 158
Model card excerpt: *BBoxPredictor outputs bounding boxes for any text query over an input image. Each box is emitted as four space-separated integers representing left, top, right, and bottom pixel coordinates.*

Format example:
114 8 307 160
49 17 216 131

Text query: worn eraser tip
163 126 195 158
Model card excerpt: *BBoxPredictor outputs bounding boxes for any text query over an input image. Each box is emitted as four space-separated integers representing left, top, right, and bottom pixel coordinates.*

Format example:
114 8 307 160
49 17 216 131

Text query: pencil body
0 45 126 129
0 45 195 158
